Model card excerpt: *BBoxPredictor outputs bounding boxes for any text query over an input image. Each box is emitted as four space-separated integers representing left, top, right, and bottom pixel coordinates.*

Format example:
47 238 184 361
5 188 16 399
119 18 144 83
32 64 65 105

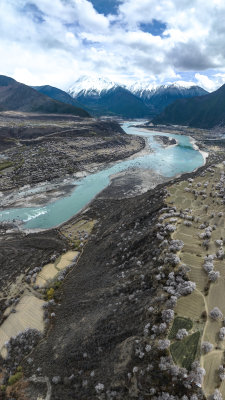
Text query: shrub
219 327 225 340
47 288 55 300
73 239 81 250
8 371 23 386
218 365 225 381
54 281 62 289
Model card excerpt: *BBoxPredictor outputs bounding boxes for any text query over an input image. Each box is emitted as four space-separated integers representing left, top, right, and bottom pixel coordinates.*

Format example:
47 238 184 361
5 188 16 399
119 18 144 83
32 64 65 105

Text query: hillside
77 86 151 118
152 84 225 129
32 85 89 111
0 76 90 117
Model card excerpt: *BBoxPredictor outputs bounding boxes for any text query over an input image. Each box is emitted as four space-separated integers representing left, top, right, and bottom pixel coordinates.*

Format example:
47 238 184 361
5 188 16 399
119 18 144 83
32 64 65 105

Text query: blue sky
90 0 119 16
0 0 225 91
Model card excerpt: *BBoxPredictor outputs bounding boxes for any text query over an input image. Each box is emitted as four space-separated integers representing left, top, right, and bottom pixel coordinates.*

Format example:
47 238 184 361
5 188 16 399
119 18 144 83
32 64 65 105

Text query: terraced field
0 217 96 364
163 163 225 397
35 250 79 287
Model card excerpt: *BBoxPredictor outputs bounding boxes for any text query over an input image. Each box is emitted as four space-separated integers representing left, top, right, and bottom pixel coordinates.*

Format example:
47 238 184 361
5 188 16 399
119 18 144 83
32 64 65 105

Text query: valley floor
1 120 225 399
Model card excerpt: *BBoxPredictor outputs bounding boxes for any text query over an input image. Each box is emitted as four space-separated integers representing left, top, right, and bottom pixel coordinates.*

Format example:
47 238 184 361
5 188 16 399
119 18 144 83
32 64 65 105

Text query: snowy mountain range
67 76 151 118
66 76 208 117
128 81 208 113
128 80 203 98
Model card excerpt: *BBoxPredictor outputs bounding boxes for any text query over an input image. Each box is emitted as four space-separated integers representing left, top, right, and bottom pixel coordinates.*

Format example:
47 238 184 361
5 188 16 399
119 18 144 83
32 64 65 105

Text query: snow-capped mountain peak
127 81 158 96
161 81 196 89
67 75 119 98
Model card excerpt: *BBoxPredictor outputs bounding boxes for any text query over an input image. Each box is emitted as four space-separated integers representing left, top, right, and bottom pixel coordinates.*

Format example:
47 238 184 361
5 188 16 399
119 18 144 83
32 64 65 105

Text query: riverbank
0 114 145 193
0 135 148 210
189 136 208 164
99 167 168 199
135 124 219 166
154 135 177 148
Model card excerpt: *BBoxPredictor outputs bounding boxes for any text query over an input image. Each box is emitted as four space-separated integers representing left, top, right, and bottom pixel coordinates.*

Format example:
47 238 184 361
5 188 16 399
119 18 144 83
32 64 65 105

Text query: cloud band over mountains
1 0 225 91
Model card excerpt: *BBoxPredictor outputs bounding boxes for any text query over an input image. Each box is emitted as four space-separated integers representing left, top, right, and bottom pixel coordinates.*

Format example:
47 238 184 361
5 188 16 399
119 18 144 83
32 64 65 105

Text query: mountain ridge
128 82 208 114
67 76 208 117
0 76 90 117
152 83 225 129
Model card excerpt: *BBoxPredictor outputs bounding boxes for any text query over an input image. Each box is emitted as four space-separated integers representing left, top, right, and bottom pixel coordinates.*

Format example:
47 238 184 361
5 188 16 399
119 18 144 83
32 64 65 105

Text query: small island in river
154 135 177 147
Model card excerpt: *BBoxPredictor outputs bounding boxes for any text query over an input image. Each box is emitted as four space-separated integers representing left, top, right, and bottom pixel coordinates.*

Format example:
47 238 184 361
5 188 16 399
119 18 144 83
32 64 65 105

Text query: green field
169 317 193 340
170 331 200 370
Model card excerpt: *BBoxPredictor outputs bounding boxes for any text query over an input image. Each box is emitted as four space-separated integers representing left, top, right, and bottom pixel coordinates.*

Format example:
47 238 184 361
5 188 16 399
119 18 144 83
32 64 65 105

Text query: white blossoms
209 307 223 321
176 329 188 340
158 339 170 350
95 383 104 393
201 341 213 354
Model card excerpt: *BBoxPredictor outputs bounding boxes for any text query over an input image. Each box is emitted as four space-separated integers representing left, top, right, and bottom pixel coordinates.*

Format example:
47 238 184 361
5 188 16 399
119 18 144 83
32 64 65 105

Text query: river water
0 122 204 229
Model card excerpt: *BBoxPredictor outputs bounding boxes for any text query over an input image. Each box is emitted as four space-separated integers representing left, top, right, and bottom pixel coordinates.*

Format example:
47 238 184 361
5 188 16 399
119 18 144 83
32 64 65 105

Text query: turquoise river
0 122 205 229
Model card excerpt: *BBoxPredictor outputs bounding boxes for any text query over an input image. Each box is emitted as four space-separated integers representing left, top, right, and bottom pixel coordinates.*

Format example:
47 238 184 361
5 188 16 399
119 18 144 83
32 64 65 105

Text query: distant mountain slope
128 81 208 115
67 76 151 118
32 85 89 111
0 76 90 117
152 84 225 129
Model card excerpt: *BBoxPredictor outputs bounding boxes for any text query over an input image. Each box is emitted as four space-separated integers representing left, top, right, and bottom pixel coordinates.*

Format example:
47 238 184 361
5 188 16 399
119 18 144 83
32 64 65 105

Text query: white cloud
0 0 225 90
195 73 225 92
